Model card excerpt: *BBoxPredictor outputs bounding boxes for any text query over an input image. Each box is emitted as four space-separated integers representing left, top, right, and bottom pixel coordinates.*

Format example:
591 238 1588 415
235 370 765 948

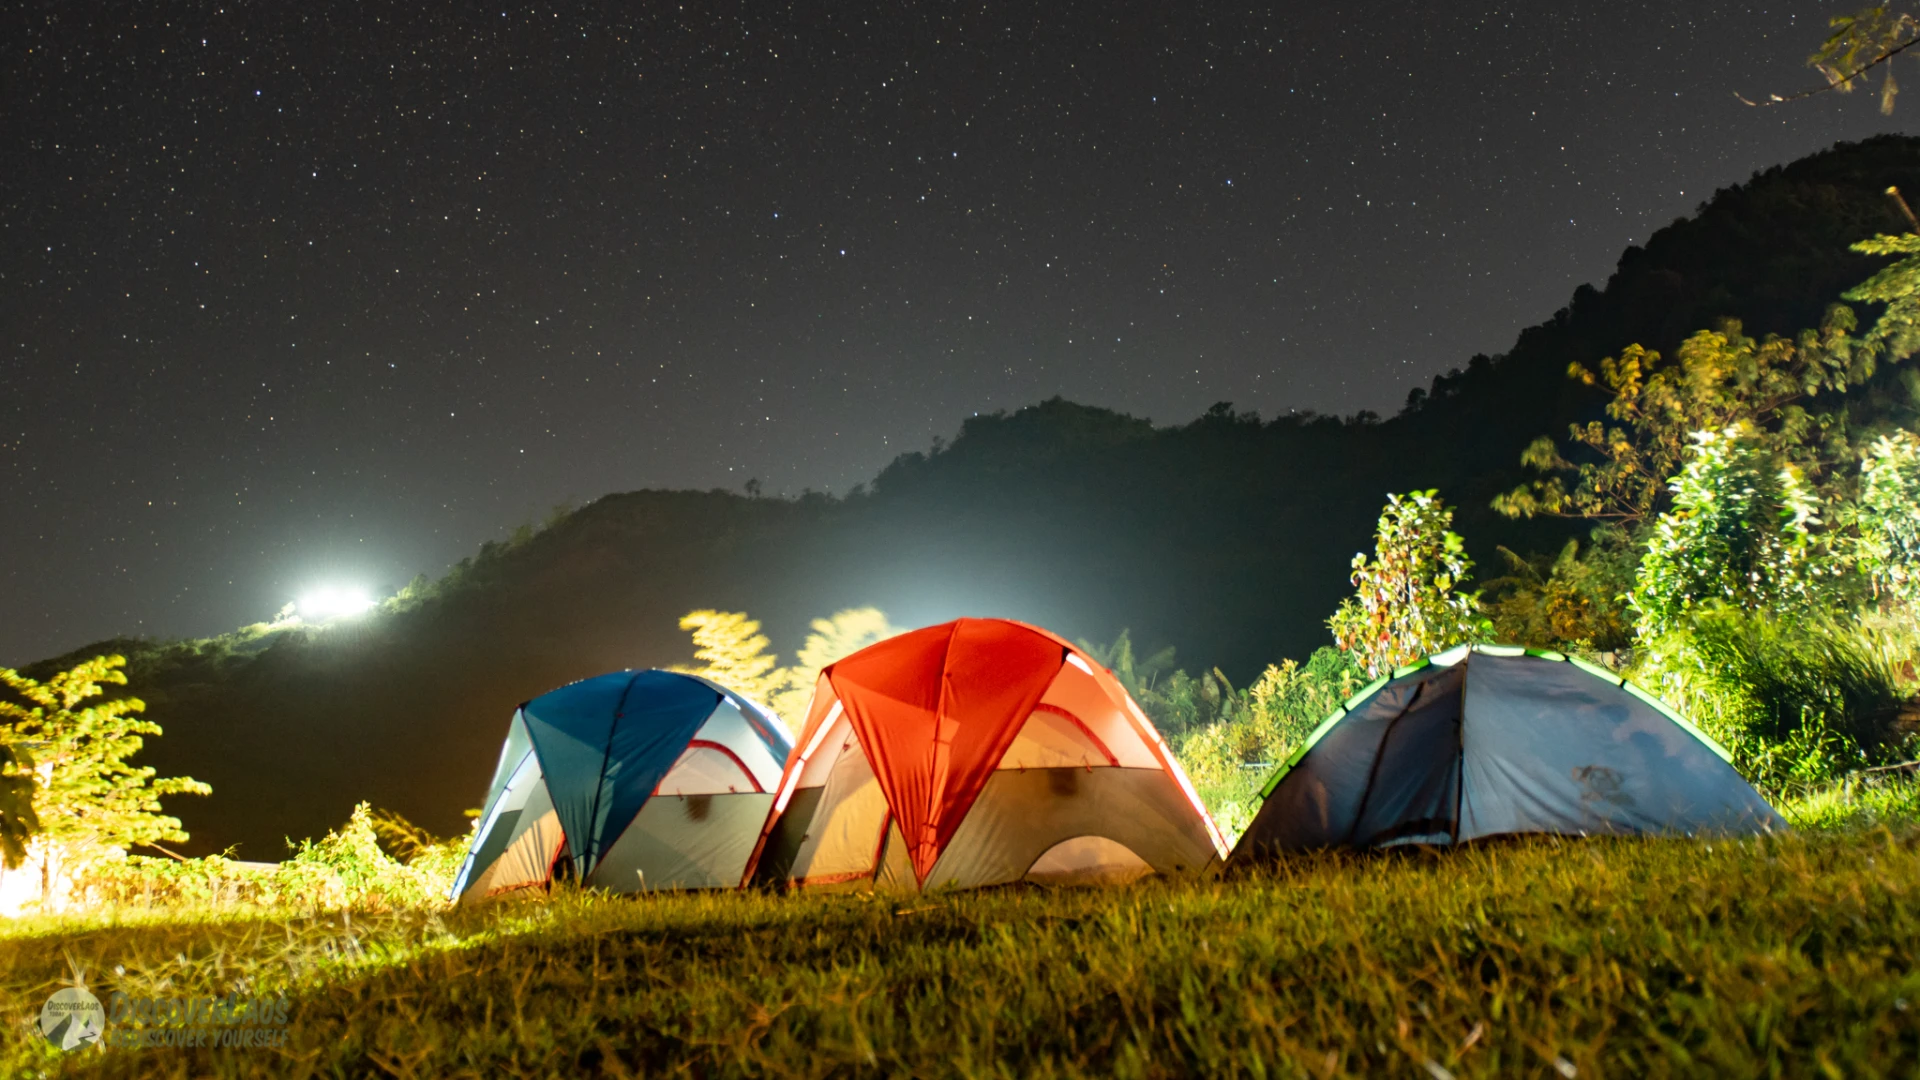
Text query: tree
1482 535 1634 652
1846 231 1920 364
1328 490 1487 677
673 611 782 701
0 744 38 871
1487 299 1912 656
1851 430 1920 602
1744 6 1920 113
1813 7 1919 112
768 608 901 722
1494 311 1868 526
1077 629 1178 706
789 608 900 676
0 655 208 892
1629 425 1845 640
676 607 903 725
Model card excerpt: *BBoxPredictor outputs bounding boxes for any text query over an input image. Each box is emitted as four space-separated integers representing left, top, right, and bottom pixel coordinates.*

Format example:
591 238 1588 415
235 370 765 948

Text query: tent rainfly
744 617 1226 891
1231 644 1785 861
451 669 792 902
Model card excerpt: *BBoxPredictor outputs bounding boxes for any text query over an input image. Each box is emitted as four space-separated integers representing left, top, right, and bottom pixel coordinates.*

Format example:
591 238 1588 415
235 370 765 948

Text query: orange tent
744 618 1226 891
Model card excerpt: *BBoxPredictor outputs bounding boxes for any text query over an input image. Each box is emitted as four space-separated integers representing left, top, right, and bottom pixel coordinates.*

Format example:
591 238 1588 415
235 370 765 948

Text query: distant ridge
24 135 1920 858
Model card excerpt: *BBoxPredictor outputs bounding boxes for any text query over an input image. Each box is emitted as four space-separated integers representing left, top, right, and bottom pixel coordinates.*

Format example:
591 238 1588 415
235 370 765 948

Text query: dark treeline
27 135 1920 858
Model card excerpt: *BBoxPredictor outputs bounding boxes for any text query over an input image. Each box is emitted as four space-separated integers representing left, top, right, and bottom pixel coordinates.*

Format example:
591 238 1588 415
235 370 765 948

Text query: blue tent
451 670 792 901
1231 645 1784 860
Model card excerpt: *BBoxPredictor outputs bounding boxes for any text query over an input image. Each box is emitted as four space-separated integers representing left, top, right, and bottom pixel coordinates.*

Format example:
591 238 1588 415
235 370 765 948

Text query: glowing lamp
298 586 376 621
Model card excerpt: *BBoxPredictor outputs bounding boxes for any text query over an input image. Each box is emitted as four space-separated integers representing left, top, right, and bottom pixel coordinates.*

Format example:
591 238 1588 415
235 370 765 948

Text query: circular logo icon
38 987 105 1051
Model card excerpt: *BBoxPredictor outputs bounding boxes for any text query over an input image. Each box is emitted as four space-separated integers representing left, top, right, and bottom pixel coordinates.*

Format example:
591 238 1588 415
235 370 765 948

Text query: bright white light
298 586 376 621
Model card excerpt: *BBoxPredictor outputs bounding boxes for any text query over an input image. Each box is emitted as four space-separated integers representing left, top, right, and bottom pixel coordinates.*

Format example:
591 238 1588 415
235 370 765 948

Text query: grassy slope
1 829 1916 1078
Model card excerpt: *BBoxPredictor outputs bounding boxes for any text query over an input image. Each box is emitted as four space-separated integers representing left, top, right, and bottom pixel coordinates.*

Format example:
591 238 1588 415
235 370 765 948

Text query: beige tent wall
464 785 563 902
589 793 774 891
783 720 894 886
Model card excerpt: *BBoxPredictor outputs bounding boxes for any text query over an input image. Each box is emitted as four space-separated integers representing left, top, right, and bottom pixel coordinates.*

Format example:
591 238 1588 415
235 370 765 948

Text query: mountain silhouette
21 135 1920 858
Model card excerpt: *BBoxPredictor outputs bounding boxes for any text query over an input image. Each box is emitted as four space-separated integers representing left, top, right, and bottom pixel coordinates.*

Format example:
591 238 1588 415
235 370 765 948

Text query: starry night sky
2 1 1915 663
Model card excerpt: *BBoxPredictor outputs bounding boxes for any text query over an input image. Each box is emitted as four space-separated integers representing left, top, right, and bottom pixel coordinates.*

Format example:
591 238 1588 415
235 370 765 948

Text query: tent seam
1343 677 1431 846
911 622 963 885
578 670 644 879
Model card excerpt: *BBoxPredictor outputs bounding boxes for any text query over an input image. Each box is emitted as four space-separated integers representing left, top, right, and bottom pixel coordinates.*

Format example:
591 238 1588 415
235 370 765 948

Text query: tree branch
1737 35 1920 107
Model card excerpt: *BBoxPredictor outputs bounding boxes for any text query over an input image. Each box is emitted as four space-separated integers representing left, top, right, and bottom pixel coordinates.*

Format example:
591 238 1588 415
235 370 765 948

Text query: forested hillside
29 135 1920 858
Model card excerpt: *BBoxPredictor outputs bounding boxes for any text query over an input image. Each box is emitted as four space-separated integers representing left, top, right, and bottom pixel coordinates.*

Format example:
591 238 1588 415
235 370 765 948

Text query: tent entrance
1025 836 1152 886
1347 670 1463 847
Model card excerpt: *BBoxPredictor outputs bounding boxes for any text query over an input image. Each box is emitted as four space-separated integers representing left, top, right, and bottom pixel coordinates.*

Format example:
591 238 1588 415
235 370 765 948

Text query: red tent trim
1028 703 1121 767
653 739 765 795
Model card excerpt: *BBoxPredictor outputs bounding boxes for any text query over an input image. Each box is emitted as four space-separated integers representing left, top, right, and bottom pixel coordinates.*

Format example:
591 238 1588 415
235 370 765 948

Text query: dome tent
1231 644 1784 860
744 618 1226 891
451 669 792 902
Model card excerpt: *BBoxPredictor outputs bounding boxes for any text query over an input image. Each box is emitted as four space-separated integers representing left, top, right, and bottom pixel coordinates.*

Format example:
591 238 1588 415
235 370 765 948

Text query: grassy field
0 825 1916 1078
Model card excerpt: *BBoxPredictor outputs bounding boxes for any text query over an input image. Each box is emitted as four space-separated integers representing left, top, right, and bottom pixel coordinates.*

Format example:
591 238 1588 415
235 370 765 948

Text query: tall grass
1781 770 1920 831
4 828 1918 1077
1631 606 1916 796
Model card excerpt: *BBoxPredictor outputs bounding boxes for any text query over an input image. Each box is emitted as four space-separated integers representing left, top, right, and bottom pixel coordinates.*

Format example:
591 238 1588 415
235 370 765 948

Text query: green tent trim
1622 679 1735 764
1261 705 1348 799
1343 673 1391 711
1250 644 1734 799
1568 655 1623 685
1472 643 1527 657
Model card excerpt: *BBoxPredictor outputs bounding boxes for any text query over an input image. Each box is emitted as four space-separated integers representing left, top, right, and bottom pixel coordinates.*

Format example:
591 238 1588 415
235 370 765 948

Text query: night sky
2 1 1915 663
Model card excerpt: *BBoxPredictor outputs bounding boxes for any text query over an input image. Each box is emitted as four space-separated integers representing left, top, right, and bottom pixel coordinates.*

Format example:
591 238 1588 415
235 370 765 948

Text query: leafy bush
1854 430 1920 603
1630 425 1849 639
1081 631 1365 841
81 853 283 909
78 804 462 912
1328 490 1486 677
277 803 458 910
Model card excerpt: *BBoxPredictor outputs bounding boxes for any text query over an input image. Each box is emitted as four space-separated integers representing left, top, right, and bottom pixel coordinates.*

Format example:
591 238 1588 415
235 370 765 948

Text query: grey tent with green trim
1231 645 1784 860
